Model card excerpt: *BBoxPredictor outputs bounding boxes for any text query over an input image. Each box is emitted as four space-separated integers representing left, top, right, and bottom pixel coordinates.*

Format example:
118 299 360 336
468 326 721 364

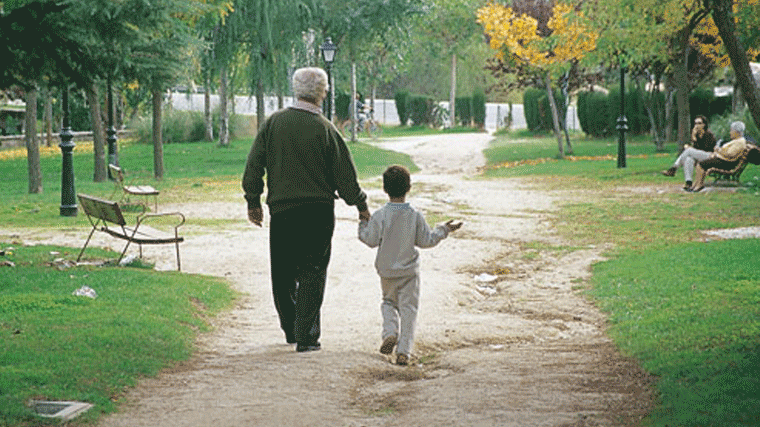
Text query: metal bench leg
77 226 98 262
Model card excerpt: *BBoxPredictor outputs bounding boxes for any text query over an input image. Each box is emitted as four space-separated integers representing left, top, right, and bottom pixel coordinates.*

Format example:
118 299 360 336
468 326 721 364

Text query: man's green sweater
242 101 368 215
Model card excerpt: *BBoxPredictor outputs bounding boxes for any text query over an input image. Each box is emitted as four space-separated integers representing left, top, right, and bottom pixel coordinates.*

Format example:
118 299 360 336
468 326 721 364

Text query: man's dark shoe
286 332 296 344
661 167 677 177
296 342 321 352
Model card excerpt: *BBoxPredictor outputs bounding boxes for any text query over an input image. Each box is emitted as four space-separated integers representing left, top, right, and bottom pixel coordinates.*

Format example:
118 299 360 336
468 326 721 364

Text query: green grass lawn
485 130 760 426
0 136 418 426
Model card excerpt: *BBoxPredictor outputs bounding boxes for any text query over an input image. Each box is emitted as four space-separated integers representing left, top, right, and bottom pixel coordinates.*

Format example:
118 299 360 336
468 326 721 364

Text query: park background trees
2 0 759 193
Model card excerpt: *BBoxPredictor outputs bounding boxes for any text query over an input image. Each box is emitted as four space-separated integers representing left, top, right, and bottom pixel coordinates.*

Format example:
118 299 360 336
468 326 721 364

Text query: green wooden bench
77 194 185 271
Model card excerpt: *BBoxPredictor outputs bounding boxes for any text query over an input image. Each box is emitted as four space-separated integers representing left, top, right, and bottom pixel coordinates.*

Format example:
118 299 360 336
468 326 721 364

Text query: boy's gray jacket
358 202 449 278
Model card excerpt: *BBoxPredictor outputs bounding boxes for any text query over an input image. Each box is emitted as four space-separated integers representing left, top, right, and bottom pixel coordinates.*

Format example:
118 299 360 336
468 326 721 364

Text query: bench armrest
136 211 186 229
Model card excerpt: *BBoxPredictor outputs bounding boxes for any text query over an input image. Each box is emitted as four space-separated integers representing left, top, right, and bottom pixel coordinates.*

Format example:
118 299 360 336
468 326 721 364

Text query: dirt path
6 133 652 426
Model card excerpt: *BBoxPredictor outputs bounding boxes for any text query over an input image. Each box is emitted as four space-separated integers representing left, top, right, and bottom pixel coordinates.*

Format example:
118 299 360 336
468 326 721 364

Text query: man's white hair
730 121 746 135
292 67 328 102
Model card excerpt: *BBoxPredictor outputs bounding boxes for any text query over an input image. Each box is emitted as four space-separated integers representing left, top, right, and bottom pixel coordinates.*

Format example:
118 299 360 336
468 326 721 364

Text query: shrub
455 97 472 126
128 108 251 143
394 92 409 126
408 95 434 126
710 108 760 142
523 88 543 131
607 86 650 136
335 91 350 122
472 89 486 128
578 90 610 137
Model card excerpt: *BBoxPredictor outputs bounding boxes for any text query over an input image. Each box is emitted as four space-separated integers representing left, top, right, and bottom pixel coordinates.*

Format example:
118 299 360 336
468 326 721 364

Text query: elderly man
243 67 370 352
687 121 749 192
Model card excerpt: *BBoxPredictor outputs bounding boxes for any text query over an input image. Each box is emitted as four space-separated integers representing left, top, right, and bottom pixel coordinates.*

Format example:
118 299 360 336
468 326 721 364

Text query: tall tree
478 1 597 157
1 1 95 194
416 0 485 128
702 0 760 129
237 0 316 130
320 0 424 141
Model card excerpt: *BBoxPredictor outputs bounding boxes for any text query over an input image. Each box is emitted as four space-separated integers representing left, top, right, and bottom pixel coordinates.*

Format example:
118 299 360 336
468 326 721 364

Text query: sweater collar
291 100 323 115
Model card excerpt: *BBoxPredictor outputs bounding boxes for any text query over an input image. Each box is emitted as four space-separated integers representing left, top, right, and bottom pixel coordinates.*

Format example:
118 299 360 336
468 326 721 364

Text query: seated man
687 120 749 192
661 115 717 190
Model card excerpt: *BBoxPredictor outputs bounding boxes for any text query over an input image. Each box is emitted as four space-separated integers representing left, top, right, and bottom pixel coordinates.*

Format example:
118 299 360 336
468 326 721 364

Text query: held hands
359 209 371 222
445 219 463 232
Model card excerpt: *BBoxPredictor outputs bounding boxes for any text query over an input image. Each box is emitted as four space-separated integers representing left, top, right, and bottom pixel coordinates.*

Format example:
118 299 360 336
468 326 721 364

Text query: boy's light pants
380 274 420 356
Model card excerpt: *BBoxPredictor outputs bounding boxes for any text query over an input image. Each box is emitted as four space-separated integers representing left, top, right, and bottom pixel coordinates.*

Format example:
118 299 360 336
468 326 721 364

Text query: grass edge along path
484 131 760 426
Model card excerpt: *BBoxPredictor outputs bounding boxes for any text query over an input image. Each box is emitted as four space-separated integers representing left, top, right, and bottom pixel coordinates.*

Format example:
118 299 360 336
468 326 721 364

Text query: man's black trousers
269 203 335 346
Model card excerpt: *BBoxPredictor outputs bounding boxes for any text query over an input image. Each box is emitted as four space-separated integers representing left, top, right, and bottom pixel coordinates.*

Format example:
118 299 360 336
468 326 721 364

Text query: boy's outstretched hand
445 219 463 232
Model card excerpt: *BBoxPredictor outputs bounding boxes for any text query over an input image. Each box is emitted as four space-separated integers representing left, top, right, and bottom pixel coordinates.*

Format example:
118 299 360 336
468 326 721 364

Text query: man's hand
248 207 263 227
359 209 371 222
445 219 463 232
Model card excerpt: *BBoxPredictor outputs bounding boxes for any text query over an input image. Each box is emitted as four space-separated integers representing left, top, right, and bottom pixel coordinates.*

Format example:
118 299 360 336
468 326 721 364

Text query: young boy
358 165 462 365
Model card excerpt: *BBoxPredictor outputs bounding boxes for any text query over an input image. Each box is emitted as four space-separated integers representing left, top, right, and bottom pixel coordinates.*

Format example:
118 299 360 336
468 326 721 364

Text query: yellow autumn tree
478 2 598 158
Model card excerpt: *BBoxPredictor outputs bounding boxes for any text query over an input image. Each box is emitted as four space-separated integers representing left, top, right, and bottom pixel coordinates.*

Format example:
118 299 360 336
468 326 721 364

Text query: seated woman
687 121 748 192
661 115 718 190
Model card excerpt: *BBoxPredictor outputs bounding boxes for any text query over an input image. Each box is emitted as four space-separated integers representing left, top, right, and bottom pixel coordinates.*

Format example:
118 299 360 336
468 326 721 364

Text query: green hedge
524 87 566 132
394 91 410 126
473 88 486 128
578 90 611 137
335 91 350 122
607 86 649 136
456 96 472 126
408 94 435 126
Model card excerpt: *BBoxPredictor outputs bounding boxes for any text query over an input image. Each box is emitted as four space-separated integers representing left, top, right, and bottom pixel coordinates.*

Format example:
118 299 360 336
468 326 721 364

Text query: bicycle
340 108 382 138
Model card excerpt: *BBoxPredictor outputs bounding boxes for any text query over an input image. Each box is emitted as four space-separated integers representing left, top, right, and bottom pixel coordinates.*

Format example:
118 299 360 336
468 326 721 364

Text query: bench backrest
78 194 127 226
108 164 126 188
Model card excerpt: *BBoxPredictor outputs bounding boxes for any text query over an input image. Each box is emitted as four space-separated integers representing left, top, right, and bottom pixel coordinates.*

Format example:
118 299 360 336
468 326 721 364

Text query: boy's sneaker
396 354 409 366
380 336 398 355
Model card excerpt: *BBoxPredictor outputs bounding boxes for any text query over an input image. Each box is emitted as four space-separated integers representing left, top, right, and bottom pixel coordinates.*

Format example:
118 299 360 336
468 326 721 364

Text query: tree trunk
544 74 564 159
673 27 691 148
256 78 265 131
42 85 53 147
449 54 456 128
351 62 358 142
559 75 573 154
219 66 230 146
710 0 760 129
25 86 42 194
665 77 675 142
88 83 107 182
204 76 213 141
152 89 164 180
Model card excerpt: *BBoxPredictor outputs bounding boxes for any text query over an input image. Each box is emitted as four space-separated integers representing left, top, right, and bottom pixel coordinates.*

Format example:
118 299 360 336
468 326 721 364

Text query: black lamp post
320 37 337 121
617 65 628 168
59 85 77 216
106 75 118 179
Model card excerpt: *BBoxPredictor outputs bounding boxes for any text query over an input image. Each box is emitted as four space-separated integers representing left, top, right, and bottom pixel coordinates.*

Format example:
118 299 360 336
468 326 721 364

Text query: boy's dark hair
383 165 411 198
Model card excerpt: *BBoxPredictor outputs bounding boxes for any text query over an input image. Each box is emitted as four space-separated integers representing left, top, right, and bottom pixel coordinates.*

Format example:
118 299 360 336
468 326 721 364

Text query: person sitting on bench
687 120 749 193
661 115 718 190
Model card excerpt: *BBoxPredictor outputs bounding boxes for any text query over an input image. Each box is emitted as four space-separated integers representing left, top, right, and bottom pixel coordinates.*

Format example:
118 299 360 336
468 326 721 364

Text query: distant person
661 115 718 190
687 120 749 192
243 67 370 352
358 165 462 366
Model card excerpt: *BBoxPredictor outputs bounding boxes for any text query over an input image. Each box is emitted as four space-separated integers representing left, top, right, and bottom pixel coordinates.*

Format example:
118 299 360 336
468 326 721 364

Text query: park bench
76 194 185 271
706 143 760 185
109 164 160 211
